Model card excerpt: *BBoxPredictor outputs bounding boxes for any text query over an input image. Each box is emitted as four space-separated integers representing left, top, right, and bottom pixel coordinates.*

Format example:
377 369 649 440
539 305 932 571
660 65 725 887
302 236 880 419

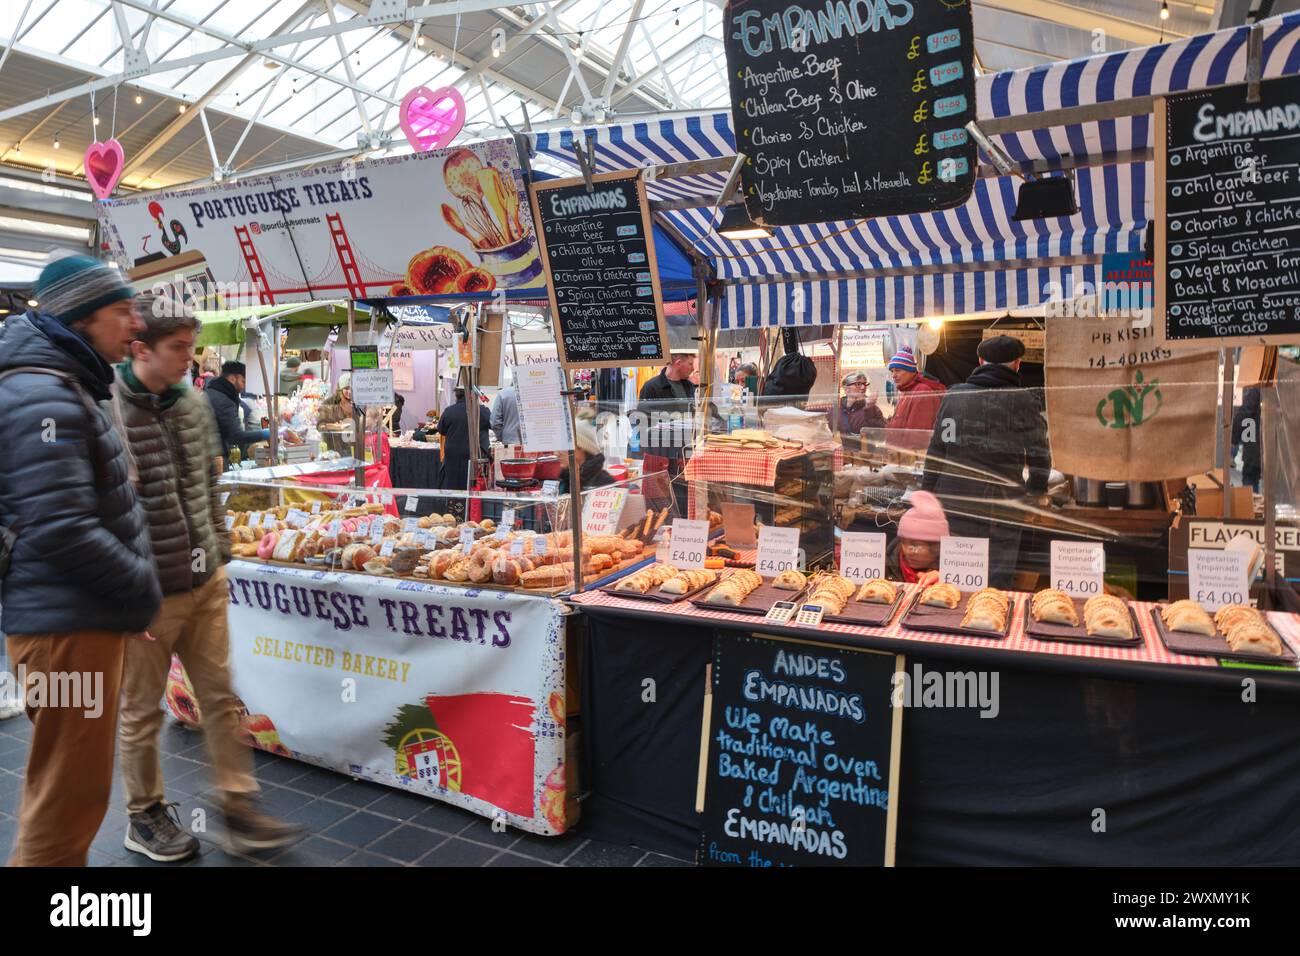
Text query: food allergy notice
722 0 976 226
530 171 671 368
1159 74 1300 346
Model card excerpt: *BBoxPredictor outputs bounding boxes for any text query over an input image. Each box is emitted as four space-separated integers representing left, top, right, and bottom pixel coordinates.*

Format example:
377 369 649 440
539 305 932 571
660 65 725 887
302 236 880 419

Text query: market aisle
0 717 688 869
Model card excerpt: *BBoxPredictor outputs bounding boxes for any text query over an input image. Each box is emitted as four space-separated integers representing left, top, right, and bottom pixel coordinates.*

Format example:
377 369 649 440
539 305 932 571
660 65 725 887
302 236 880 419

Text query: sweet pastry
919 583 961 608
256 532 278 560
1213 604 1264 633
521 565 572 589
443 558 471 582
772 570 807 591
660 569 718 595
1224 621 1283 656
856 578 897 605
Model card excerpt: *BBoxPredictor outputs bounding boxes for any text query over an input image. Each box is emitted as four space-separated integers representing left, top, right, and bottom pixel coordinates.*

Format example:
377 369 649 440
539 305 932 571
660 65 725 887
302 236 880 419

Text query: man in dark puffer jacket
112 294 300 862
0 254 162 866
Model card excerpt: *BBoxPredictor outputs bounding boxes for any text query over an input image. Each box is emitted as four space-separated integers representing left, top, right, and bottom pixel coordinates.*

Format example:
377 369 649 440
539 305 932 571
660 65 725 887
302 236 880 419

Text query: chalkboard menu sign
1157 75 1300 347
529 171 671 369
722 0 976 227
698 633 902 867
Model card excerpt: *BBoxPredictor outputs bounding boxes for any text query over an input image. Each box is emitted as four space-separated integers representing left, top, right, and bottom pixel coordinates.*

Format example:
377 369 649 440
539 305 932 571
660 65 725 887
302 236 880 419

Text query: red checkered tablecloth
571 583 1300 672
683 445 805 487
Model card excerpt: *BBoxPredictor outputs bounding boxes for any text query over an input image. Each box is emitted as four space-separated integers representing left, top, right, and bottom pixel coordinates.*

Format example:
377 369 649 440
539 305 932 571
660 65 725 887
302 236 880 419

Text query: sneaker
223 793 303 854
124 802 201 862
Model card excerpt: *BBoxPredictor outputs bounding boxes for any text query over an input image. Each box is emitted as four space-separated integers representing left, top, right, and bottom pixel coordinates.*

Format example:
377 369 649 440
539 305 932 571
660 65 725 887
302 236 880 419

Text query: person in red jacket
885 347 945 449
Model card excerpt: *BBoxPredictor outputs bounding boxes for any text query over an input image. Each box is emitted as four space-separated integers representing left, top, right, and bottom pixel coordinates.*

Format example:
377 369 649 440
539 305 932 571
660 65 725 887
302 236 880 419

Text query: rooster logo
1096 369 1162 429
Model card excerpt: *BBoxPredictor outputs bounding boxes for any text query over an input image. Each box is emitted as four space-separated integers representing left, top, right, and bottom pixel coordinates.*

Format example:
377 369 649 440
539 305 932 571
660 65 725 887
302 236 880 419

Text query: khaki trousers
6 630 125 867
118 567 257 815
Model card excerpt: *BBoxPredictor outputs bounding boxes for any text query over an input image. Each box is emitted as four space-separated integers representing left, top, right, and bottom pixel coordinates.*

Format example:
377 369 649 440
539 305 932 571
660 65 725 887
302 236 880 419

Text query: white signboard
1187 548 1251 611
517 363 574 453
1050 541 1106 597
839 532 887 583
939 536 989 592
351 368 395 406
666 519 709 569
97 141 544 305
581 488 627 537
756 525 801 577
220 562 566 833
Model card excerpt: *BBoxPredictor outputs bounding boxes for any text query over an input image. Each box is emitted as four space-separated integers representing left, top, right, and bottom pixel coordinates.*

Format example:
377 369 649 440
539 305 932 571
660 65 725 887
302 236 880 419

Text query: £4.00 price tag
939 536 989 591
1050 541 1105 597
756 525 801 577
667 519 709 569
840 532 886 583
1188 548 1251 611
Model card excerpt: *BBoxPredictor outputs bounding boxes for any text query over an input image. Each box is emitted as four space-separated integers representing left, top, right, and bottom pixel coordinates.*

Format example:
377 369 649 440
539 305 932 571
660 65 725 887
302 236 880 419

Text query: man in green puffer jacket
112 294 300 862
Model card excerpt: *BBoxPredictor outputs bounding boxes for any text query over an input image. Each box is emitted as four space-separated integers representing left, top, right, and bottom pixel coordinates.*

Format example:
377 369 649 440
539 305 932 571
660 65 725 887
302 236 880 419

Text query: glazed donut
492 554 521 586
257 532 278 560
468 549 493 584
350 545 376 570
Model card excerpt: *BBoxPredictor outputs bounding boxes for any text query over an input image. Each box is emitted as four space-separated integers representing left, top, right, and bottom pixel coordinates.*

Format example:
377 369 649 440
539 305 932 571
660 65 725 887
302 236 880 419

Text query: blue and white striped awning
533 12 1300 328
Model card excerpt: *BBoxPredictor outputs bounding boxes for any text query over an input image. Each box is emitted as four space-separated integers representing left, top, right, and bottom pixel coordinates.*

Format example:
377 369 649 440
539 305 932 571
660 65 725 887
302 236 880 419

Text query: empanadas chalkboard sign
698 633 901 867
722 0 976 226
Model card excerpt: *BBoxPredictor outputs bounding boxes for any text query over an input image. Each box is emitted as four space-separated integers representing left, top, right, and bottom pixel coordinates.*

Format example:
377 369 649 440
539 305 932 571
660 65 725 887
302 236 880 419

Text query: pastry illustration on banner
94 139 545 307
382 691 544 820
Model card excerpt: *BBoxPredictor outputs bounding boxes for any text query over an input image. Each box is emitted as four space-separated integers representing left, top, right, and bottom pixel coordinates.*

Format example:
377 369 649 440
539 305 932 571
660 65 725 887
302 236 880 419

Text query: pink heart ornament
399 86 466 152
84 139 125 200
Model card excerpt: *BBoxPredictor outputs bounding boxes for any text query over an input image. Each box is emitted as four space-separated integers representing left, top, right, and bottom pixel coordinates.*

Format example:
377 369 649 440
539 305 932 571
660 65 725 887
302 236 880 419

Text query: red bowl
532 456 563 480
500 459 537 481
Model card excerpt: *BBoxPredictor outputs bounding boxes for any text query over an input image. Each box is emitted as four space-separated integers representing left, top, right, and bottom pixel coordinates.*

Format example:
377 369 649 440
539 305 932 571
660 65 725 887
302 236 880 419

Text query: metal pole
1263 382 1277 596
466 306 483 491
1221 349 1234 519
349 301 365 491
268 320 280 464
564 364 584 594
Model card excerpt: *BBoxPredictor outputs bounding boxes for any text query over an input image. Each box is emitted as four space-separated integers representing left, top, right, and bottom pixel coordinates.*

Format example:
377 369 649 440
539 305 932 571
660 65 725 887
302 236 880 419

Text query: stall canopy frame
531 12 1300 328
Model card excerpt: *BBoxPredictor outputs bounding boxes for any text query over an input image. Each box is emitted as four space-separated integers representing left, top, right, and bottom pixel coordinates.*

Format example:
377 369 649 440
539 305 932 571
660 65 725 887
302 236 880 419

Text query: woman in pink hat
885 490 949 586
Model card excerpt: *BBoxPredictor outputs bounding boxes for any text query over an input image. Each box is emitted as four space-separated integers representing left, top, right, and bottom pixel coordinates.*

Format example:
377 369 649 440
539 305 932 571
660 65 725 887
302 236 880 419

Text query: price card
405 495 419 513
534 537 549 557
459 528 477 554
667 519 709 569
510 538 525 556
262 513 277 529
249 511 263 528
1050 541 1105 597
1187 548 1251 611
755 525 801 577
371 522 385 544
224 515 234 530
581 488 627 537
329 519 343 535
541 480 560 497
311 501 322 514
220 492 230 506
379 539 395 557
403 517 419 533
286 509 310 528
501 508 516 531
839 532 887 583
939 536 989 592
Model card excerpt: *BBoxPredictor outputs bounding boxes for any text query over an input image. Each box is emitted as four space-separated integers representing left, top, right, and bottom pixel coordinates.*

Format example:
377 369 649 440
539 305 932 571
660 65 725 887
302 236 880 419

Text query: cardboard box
1190 484 1256 519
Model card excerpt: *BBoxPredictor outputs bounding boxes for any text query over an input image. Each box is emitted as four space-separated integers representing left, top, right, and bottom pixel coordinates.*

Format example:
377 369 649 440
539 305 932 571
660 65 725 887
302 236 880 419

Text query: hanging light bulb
179 103 187 113
1160 1 1169 20
93 114 100 126
53 135 60 149
675 7 680 26
134 92 142 105
416 33 425 47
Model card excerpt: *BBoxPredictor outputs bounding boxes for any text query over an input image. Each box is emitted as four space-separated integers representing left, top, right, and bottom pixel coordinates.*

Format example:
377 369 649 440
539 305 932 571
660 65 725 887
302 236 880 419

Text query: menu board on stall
722 0 976 226
698 633 902 867
1157 75 1300 347
529 171 671 369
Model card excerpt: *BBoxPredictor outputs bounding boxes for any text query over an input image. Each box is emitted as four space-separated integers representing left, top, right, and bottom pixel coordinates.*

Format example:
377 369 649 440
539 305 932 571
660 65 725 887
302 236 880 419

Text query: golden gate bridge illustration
233 213 394 303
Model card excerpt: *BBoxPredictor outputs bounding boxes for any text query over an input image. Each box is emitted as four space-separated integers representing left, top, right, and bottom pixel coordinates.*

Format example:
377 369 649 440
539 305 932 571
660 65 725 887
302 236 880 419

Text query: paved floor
0 715 690 868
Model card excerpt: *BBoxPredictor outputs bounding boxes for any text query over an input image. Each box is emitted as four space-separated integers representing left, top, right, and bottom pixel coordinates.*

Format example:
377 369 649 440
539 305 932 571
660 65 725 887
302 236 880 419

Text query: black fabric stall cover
580 612 1300 865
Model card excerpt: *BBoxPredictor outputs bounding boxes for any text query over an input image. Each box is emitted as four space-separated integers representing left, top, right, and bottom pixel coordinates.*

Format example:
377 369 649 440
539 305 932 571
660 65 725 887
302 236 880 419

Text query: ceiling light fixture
179 103 187 113
717 204 772 241
134 92 143 104
93 115 100 126
53 135 60 149
1160 1 1169 20
27 298 38 308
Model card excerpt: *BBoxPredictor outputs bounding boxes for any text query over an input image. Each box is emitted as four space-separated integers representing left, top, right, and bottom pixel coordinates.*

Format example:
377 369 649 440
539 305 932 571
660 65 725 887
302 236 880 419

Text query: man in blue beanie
0 254 162 866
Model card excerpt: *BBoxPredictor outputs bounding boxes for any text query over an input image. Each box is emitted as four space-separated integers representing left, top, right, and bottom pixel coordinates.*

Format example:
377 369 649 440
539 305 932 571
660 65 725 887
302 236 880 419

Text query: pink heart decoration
399 86 466 152
84 139 125 200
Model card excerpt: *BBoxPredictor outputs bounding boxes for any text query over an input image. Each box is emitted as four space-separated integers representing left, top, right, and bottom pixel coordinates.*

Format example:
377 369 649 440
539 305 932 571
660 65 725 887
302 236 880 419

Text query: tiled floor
0 715 690 868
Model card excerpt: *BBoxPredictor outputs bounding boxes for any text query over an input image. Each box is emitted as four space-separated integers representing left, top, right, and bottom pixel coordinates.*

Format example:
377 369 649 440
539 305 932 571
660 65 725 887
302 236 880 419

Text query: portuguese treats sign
1158 75 1300 346
723 0 976 226
529 171 671 369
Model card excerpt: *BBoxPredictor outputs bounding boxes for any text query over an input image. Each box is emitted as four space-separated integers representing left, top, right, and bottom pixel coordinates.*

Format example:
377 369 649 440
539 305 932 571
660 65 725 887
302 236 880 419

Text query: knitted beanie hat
35 254 133 327
897 491 949 542
887 346 918 373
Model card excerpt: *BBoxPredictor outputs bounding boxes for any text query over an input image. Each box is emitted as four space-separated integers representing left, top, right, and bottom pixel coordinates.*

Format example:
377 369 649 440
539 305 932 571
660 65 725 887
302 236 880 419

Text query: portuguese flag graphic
382 694 537 818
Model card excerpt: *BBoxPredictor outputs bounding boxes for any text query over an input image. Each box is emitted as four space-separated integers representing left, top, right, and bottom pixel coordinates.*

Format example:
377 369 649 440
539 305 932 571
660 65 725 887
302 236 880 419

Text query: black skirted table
389 442 442 490
571 591 1300 866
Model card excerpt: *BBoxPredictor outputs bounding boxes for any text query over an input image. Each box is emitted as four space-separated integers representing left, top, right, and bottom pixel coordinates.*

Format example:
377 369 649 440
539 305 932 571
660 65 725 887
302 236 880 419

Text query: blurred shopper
885 491 948 586
921 335 1051 588
278 354 303 395
885 347 946 438
491 383 522 446
317 373 354 427
206 360 268 460
638 351 697 514
0 254 162 866
1232 386 1262 493
112 294 301 861
733 362 760 388
837 371 886 453
438 387 491 493
558 421 615 495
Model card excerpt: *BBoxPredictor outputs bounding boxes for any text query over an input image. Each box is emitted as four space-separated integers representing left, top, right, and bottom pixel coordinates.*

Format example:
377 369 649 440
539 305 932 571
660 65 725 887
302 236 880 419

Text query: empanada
856 578 897 605
920 583 961 608
772 570 807 591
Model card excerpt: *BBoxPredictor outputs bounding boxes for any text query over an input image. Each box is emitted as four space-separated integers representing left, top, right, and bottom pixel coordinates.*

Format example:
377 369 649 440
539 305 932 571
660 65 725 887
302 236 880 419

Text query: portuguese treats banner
96 140 544 306
217 561 568 835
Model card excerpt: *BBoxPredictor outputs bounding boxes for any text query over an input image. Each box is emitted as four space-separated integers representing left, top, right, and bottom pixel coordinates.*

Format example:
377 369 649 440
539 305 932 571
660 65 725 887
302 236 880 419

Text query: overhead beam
975 0 1190 47
602 0 645 102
